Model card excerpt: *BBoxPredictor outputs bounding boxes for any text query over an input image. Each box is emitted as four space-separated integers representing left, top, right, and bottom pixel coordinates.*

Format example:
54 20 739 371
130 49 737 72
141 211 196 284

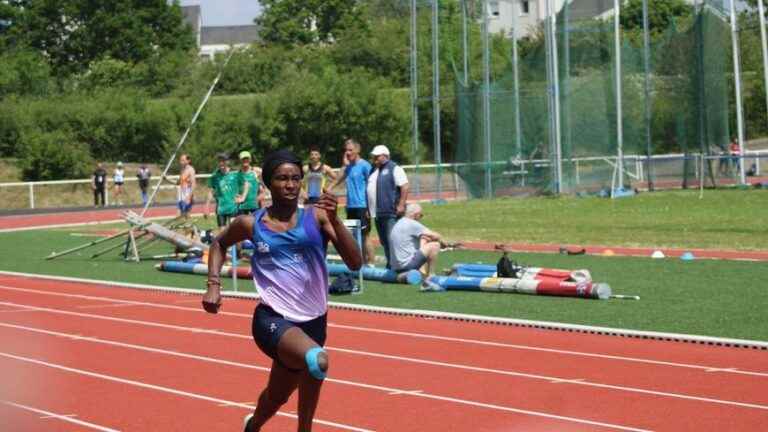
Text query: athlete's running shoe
243 413 254 432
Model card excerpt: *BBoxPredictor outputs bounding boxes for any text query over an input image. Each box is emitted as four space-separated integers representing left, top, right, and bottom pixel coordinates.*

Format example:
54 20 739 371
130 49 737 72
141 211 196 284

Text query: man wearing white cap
367 145 409 269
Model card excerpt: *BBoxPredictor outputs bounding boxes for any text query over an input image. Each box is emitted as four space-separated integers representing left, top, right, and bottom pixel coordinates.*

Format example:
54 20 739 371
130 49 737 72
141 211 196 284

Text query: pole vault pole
140 50 236 217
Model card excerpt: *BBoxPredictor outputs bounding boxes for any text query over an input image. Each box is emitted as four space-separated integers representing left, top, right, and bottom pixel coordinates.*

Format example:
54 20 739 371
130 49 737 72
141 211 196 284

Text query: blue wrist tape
305 347 327 380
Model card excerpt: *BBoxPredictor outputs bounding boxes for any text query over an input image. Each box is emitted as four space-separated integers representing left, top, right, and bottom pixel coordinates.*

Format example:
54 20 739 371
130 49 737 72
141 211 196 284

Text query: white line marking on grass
0 352 374 432
2 283 767 379
0 322 651 432
3 401 119 432
1 303 765 413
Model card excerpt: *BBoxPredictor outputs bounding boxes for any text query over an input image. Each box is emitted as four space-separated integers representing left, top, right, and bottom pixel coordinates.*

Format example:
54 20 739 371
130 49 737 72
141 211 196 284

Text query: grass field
1 216 766 342
421 188 768 250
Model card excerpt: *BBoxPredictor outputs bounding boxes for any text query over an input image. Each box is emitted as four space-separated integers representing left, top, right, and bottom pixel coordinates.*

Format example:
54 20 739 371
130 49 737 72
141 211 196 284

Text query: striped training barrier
426 275 611 299
451 263 592 283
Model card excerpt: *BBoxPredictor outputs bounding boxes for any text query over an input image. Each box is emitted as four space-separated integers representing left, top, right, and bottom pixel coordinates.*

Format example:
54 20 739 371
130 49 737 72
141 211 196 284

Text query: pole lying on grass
45 228 132 260
89 230 150 259
91 215 182 259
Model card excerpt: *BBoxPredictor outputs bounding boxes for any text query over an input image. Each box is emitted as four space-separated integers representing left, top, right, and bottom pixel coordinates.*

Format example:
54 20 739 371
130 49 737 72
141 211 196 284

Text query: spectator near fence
328 138 375 265
166 154 196 219
205 153 239 230
92 162 107 207
302 147 337 205
113 162 125 206
367 145 409 269
236 151 263 216
729 138 741 174
136 164 151 205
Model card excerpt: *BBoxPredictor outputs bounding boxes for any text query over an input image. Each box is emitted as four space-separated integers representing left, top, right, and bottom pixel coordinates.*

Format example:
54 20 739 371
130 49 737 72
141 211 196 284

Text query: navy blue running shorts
252 303 327 364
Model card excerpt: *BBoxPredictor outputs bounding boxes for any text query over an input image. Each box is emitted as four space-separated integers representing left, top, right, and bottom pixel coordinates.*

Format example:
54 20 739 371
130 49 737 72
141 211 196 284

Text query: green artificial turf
1 225 766 342
419 189 768 250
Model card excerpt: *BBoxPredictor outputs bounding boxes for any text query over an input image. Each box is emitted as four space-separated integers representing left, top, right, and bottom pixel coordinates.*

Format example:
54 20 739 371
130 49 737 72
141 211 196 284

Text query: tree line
1 0 766 182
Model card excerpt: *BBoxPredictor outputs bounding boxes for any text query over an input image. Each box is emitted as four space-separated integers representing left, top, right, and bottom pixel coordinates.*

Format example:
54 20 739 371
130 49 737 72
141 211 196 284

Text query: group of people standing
91 161 152 207
205 139 443 281
205 151 264 228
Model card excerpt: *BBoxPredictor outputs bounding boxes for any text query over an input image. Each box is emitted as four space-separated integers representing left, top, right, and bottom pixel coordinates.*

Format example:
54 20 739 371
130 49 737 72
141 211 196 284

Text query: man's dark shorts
252 303 327 363
345 207 370 234
237 208 257 217
216 213 234 228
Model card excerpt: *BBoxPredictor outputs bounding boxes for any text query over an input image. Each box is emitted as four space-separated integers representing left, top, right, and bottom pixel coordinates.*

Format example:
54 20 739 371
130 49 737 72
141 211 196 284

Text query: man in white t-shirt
366 145 409 269
389 203 444 279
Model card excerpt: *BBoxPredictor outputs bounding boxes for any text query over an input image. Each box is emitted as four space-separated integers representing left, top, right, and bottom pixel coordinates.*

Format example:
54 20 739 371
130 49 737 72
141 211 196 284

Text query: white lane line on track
387 390 423 396
2 283 767 379
0 352 374 432
40 413 77 419
76 303 140 310
0 330 646 432
1 301 766 414
0 307 39 314
3 401 119 432
218 401 254 407
4 269 768 350
0 321 653 431
706 368 740 373
550 378 586 384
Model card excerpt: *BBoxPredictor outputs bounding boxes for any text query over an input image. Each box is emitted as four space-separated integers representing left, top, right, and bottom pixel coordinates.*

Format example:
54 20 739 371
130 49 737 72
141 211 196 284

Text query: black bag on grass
329 274 357 295
496 253 518 278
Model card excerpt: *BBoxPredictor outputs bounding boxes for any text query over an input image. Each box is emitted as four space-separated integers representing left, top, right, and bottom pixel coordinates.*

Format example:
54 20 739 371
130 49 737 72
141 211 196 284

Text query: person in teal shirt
236 151 263 215
205 153 239 228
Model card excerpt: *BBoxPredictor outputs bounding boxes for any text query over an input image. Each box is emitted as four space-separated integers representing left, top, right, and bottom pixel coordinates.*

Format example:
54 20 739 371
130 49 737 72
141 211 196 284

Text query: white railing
0 174 212 210
1 151 766 210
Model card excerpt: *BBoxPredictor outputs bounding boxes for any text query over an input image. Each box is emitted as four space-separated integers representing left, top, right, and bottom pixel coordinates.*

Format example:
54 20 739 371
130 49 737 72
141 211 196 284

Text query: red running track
0 274 766 431
0 207 183 232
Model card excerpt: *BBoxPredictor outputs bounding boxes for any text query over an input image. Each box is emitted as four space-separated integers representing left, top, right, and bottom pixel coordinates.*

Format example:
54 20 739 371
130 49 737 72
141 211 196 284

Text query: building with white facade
181 4 261 59
487 0 614 38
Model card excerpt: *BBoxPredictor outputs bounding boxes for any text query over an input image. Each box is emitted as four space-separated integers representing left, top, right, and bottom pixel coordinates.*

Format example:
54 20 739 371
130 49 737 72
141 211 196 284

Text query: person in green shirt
236 151 264 215
205 153 239 228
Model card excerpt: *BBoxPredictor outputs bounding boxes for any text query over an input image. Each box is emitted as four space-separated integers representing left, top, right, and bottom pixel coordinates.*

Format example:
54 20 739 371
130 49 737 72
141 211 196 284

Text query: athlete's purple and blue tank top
250 207 328 322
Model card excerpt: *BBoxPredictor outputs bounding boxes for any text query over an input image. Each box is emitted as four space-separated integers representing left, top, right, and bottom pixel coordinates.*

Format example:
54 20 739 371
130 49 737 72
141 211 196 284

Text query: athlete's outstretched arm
202 216 254 313
315 192 362 271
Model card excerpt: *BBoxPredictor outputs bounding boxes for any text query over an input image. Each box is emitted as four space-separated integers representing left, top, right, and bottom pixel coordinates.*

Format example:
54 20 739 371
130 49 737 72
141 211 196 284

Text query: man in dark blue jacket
366 145 409 269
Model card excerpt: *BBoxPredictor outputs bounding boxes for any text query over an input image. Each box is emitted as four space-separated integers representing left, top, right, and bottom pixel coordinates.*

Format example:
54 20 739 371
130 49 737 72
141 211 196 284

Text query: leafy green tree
620 0 691 38
0 48 52 97
20 129 93 181
9 0 194 75
257 0 364 45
